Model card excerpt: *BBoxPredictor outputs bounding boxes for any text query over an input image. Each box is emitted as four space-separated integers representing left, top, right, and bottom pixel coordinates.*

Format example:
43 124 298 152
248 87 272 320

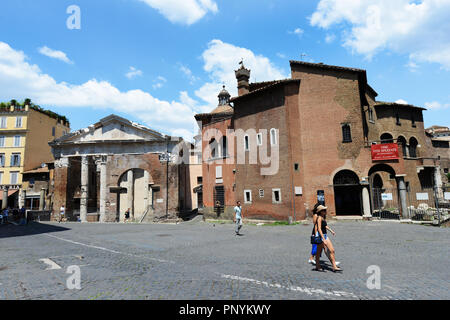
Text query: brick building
196 61 439 221
0 99 69 209
49 114 191 222
425 126 450 186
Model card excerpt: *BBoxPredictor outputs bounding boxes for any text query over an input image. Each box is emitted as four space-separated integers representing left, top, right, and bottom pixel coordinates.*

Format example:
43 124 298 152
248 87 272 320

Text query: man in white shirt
234 201 243 235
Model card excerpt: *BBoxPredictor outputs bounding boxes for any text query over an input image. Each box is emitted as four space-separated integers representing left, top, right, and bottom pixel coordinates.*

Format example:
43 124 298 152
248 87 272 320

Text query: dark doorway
214 186 225 217
197 192 203 209
333 170 362 215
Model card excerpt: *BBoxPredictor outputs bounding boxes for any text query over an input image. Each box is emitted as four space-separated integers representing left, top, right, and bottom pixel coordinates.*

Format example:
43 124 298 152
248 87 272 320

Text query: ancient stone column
99 156 107 223
80 156 89 222
2 187 8 209
127 169 134 220
39 188 46 211
361 184 372 218
434 166 443 199
396 175 408 219
143 170 150 212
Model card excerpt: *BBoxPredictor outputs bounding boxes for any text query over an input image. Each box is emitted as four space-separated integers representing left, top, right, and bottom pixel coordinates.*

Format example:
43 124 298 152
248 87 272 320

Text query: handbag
310 220 322 245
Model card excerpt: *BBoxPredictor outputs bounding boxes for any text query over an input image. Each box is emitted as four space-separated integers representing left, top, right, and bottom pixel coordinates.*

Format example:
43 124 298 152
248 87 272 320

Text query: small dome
217 85 231 106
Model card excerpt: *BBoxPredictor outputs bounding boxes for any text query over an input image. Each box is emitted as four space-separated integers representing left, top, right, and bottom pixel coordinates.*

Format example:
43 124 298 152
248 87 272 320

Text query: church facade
196 60 441 221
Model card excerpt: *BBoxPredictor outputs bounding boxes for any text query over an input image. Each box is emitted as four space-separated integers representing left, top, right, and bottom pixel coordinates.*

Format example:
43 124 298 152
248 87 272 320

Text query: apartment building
0 100 70 208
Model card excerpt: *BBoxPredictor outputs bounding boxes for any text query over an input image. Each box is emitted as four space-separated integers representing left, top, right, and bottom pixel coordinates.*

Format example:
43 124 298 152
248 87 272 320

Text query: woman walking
314 205 342 272
308 203 340 267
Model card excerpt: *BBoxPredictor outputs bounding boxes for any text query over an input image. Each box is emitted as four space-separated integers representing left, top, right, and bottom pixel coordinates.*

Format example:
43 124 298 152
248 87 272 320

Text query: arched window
368 107 374 122
221 136 228 157
397 136 407 157
270 128 277 146
244 135 249 151
409 137 418 158
380 133 393 144
342 124 352 142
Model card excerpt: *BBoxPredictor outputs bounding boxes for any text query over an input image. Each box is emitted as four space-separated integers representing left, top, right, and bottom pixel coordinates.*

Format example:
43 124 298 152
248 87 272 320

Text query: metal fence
371 185 450 223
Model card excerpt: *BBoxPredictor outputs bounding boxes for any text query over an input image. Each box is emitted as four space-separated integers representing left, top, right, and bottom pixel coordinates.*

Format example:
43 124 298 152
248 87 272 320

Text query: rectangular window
244 190 252 204
294 163 299 171
197 176 203 184
272 188 282 204
0 154 5 167
0 172 3 184
259 189 264 198
411 114 416 127
0 117 6 128
10 171 19 184
342 124 352 142
244 135 249 151
395 113 401 125
14 135 21 147
15 117 22 128
368 107 374 122
10 153 21 167
215 166 222 179
0 136 5 147
52 127 56 136
257 133 263 146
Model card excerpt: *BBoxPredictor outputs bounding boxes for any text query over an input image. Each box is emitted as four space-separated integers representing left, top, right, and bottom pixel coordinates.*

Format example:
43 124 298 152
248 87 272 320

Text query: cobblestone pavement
0 219 449 300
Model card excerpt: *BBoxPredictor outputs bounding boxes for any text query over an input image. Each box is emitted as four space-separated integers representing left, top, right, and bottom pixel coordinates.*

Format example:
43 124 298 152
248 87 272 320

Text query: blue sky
0 0 449 140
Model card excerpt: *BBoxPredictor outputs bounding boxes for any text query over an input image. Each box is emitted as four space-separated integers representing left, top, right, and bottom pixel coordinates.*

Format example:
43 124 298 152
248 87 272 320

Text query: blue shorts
311 234 328 255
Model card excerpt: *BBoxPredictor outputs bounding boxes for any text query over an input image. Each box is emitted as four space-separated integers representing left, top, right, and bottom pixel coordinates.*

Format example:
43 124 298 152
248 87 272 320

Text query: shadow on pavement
0 221 70 239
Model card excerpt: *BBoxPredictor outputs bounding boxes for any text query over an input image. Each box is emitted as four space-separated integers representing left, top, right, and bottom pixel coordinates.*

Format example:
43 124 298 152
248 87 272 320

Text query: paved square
0 220 449 300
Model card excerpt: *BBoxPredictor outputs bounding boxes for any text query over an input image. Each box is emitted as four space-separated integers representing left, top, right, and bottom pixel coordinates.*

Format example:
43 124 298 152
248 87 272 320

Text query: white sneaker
335 261 341 266
308 259 316 265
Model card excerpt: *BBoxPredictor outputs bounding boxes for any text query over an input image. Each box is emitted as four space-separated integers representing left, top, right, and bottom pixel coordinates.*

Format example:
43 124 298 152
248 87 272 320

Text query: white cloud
179 64 199 84
38 46 73 64
138 0 218 25
310 0 450 69
152 76 167 89
395 99 408 104
125 66 143 79
0 40 287 140
195 39 288 107
288 28 304 38
276 53 287 59
424 101 450 110
325 33 336 43
0 41 196 138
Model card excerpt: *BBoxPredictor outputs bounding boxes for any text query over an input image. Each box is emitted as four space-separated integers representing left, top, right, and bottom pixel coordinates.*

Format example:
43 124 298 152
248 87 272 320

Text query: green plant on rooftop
0 98 70 126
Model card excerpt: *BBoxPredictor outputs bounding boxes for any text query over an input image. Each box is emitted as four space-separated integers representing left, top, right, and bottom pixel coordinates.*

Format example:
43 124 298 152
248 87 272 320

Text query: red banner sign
371 143 399 161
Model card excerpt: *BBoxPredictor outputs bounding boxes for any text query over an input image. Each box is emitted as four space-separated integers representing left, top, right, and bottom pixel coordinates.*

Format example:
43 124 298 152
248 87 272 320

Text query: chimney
235 61 250 96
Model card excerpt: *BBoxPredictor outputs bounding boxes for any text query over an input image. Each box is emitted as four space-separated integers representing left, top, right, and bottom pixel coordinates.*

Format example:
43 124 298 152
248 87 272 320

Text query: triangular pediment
53 114 167 145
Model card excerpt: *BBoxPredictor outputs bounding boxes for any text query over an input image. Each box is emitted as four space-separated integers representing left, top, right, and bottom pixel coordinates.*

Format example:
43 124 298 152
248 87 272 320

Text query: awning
193 185 202 193
0 189 19 201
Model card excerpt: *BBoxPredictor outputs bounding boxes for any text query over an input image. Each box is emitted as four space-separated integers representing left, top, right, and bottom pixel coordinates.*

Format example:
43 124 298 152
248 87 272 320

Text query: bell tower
235 60 250 96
